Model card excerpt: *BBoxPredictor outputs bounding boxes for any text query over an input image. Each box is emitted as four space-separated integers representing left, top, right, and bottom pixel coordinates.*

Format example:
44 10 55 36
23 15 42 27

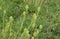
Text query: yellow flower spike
32 23 35 29
25 4 29 10
9 16 14 21
10 32 13 36
23 11 26 16
39 25 43 30
20 28 30 39
37 6 40 12
31 36 34 39
28 14 37 29
5 23 10 32
33 30 39 37
24 29 30 37
10 16 13 19
24 28 29 34
33 14 37 20
4 10 6 14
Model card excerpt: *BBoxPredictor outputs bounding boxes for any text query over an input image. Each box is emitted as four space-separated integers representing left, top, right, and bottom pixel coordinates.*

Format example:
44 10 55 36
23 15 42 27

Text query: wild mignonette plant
0 0 60 39
1 4 43 39
3 16 14 39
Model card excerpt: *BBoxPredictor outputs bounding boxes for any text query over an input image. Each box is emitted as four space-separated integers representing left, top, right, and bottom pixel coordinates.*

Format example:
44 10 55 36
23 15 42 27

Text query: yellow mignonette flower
25 4 29 10
24 28 29 34
37 6 40 12
9 16 14 22
32 23 35 29
39 25 43 30
4 10 6 14
23 11 26 16
33 14 37 20
33 30 39 37
31 36 34 39
10 16 13 19
10 32 13 36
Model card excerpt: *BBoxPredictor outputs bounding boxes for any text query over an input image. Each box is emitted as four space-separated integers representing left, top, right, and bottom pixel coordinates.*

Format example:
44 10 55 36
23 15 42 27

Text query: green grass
0 0 60 39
